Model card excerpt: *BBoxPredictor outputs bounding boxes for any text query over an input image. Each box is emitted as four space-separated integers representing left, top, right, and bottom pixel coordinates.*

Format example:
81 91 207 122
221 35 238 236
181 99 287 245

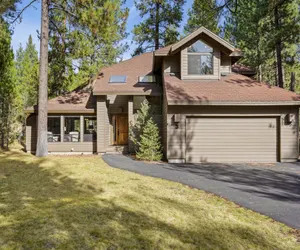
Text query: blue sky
11 0 193 60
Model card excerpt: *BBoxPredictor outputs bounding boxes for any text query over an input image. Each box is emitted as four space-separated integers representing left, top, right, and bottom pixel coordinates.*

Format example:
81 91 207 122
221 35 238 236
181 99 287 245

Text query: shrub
136 118 162 161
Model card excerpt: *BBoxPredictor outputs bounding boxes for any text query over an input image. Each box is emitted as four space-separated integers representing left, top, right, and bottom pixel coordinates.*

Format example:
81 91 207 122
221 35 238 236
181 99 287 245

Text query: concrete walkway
102 154 300 229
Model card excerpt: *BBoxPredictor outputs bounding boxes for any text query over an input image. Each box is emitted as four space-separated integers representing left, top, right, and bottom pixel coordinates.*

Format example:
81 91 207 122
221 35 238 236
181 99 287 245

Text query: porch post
60 115 64 143
80 115 84 142
128 95 134 153
97 96 108 153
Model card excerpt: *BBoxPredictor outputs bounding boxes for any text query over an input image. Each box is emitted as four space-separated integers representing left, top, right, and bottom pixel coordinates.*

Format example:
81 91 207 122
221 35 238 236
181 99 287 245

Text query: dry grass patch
0 147 299 249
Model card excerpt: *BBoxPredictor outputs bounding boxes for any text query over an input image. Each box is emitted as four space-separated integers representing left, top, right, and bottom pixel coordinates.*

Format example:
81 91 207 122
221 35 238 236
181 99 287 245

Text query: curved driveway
103 154 300 229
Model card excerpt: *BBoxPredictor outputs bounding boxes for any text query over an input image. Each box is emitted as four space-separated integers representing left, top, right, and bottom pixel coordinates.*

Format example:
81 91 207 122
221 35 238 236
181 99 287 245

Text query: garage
186 117 278 163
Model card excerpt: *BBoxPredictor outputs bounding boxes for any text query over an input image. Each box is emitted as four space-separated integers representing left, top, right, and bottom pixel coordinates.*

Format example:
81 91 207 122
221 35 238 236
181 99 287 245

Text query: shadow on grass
0 150 297 249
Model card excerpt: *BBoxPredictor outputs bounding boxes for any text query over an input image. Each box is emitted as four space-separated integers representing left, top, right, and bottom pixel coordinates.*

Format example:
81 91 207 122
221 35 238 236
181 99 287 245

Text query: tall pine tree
0 18 20 149
15 35 39 108
132 0 185 54
184 0 220 34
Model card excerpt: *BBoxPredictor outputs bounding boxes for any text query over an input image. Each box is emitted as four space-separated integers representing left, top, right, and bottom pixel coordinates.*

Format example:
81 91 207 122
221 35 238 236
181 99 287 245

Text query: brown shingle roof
164 73 300 105
93 52 161 95
25 83 96 113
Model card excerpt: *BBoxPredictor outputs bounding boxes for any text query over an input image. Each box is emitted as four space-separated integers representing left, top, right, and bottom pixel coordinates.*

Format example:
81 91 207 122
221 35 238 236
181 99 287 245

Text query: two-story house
25 27 300 163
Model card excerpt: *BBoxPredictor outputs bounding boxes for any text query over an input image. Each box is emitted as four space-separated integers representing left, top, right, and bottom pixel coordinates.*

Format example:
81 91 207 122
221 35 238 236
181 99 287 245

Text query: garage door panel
186 117 277 163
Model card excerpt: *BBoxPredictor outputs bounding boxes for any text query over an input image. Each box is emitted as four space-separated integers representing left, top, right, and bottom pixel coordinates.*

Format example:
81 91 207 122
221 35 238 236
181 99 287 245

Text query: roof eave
170 27 236 54
167 100 300 106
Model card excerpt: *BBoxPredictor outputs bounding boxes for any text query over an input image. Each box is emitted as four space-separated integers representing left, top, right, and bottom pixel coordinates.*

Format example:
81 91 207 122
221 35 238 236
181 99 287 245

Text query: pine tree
132 0 185 54
184 0 220 34
15 35 39 108
129 99 151 151
48 0 129 96
136 118 162 161
0 18 20 149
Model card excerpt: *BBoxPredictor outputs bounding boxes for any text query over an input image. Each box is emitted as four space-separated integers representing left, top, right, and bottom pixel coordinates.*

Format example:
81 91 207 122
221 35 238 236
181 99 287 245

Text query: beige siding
25 114 37 153
181 47 220 80
128 96 134 152
163 54 180 74
162 94 168 158
48 142 96 153
167 105 299 162
107 95 128 113
220 53 231 75
97 96 109 153
186 117 277 163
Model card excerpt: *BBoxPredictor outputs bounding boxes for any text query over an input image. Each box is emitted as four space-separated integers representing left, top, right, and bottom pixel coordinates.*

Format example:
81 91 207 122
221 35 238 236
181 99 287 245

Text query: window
109 75 127 83
138 75 156 83
83 117 97 142
64 117 80 142
48 117 61 142
187 40 213 75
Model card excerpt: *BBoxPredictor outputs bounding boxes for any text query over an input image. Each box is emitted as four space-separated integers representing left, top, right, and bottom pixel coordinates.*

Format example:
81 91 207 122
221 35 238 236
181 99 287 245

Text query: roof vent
109 75 127 84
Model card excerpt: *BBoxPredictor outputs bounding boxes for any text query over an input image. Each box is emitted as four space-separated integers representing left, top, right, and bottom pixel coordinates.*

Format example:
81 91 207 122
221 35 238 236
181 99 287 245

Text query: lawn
0 147 299 250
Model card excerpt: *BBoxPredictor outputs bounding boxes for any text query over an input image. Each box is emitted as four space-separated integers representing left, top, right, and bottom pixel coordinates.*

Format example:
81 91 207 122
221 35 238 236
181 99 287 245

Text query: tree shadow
165 162 300 203
0 150 298 249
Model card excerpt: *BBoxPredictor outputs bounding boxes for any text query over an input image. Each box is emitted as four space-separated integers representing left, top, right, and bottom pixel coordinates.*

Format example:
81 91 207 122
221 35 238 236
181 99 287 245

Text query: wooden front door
113 115 128 145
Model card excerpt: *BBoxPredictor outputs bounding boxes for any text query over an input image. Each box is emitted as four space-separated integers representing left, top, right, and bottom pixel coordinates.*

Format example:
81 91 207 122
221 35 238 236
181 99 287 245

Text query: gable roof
154 27 241 57
164 73 300 105
93 52 161 96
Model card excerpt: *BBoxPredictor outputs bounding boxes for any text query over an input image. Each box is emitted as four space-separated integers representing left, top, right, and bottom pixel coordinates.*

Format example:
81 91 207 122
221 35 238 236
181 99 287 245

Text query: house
25 27 300 163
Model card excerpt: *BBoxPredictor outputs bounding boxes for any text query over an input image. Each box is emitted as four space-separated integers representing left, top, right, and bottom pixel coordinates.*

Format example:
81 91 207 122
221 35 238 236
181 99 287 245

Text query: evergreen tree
132 0 185 54
48 0 129 96
0 18 20 149
136 118 162 161
223 0 300 88
129 99 151 151
15 35 39 108
184 0 220 34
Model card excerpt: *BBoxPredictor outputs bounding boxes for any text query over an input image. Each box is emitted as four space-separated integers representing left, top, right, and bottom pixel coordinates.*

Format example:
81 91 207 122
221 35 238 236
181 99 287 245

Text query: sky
11 0 193 60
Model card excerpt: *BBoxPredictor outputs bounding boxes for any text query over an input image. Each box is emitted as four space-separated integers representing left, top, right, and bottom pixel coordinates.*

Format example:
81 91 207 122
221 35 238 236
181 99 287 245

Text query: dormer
153 27 242 80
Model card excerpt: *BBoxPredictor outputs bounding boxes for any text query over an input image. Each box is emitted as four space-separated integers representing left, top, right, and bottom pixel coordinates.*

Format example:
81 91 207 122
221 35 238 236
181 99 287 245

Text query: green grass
0 146 299 250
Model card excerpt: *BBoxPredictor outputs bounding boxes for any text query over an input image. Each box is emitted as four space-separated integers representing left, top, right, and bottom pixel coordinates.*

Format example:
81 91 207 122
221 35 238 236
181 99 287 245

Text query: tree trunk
154 1 160 50
274 5 284 88
36 0 49 157
290 72 295 92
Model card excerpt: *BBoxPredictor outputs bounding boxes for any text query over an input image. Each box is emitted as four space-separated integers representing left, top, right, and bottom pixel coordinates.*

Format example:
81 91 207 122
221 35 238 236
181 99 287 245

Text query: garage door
186 117 277 163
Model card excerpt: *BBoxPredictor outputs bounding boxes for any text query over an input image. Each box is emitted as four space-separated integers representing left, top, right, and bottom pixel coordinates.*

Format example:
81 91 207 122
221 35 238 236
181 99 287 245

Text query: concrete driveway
102 154 300 229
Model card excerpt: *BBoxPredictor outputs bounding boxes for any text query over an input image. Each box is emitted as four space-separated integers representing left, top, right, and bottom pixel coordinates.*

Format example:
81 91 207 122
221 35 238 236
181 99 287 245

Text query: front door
113 115 128 145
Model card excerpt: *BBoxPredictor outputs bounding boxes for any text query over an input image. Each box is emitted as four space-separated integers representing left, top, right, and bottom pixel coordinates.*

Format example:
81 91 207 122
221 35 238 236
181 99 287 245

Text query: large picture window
64 117 80 142
48 117 61 142
84 117 97 142
187 40 213 75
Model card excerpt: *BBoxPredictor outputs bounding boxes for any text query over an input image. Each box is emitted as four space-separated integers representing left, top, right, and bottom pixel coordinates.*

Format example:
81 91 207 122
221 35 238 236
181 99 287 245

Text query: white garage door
186 117 277 163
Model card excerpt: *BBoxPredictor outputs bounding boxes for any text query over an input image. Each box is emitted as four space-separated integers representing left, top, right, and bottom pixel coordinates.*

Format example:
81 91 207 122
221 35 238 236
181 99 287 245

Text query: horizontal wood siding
167 105 299 162
48 142 96 152
220 53 231 74
25 114 37 152
107 95 128 114
97 96 108 152
186 117 277 163
163 54 180 74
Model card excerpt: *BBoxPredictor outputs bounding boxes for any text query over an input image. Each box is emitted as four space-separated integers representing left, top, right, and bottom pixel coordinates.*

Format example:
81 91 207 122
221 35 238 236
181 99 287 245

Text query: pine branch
11 0 38 24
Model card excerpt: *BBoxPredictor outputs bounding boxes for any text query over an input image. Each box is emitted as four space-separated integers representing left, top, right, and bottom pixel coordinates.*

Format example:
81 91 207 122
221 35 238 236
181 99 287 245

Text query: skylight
109 75 127 83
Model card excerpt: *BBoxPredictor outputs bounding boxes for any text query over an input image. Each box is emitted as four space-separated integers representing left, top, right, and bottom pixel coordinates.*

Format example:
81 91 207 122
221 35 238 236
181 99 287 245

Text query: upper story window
187 40 213 75
138 75 156 83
